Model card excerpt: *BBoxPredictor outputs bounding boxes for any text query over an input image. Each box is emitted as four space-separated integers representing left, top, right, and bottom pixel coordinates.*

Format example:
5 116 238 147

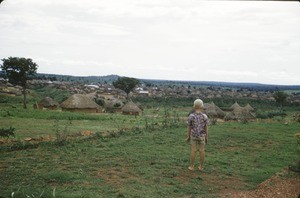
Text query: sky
0 0 299 85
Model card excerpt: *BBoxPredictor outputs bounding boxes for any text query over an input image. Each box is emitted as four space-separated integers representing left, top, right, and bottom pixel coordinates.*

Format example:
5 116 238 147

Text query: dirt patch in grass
220 168 300 198
174 166 300 197
175 169 248 192
96 167 137 187
175 169 201 184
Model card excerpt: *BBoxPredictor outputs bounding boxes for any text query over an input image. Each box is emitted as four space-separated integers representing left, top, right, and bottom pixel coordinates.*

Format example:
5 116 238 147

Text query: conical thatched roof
224 111 236 121
225 107 256 121
135 102 144 111
204 102 226 118
60 94 100 109
121 100 142 115
204 103 218 117
229 102 241 111
38 97 59 107
244 103 255 112
211 102 226 118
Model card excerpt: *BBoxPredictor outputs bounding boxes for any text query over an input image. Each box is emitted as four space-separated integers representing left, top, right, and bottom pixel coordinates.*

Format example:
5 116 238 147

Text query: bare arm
205 125 208 143
186 126 191 143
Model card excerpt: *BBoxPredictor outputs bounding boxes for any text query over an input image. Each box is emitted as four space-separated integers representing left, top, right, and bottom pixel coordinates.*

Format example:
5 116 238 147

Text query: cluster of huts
203 102 256 121
33 94 143 115
35 95 256 121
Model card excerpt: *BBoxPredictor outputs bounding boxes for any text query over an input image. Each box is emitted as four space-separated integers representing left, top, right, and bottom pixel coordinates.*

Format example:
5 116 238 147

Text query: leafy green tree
273 91 287 110
113 77 139 98
1 57 38 109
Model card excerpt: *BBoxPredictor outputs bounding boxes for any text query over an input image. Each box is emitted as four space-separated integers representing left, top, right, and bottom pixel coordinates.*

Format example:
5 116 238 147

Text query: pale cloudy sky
0 0 299 85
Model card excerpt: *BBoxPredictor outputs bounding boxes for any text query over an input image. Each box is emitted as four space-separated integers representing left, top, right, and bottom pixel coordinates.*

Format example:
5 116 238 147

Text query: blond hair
193 99 204 109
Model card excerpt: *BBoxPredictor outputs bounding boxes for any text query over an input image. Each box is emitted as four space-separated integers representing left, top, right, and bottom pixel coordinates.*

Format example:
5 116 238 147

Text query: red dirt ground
220 168 300 198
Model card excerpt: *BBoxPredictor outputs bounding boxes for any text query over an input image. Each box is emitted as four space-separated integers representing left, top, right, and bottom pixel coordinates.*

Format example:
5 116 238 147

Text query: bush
0 95 23 104
209 116 217 125
296 133 300 172
267 111 287 118
256 110 287 119
293 114 300 122
0 127 15 138
256 112 269 119
289 133 300 173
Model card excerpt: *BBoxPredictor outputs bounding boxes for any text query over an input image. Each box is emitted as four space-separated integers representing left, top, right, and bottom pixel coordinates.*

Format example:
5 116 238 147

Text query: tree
113 77 139 98
1 57 38 109
273 91 287 110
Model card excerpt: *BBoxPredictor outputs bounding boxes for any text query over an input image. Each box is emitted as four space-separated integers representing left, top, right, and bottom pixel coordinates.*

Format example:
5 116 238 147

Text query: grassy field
0 116 299 197
0 104 183 141
0 93 299 197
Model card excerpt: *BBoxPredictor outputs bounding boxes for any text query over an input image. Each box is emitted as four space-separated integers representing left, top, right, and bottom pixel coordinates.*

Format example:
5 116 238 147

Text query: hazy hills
0 71 299 91
35 73 300 91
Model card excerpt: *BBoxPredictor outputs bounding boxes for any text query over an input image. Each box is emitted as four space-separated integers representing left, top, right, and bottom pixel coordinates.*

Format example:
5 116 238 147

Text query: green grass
0 104 182 141
0 115 145 140
0 120 299 197
30 86 72 103
0 93 299 197
0 105 107 121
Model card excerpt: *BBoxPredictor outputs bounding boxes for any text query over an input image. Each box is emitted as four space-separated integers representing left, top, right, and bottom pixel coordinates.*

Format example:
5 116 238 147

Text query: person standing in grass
186 99 209 171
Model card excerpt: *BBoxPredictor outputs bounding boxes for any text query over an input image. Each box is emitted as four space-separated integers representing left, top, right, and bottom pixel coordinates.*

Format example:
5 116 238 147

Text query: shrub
256 112 269 119
297 133 300 172
289 133 300 173
293 114 300 122
0 127 15 138
256 110 287 119
53 119 72 146
209 116 217 125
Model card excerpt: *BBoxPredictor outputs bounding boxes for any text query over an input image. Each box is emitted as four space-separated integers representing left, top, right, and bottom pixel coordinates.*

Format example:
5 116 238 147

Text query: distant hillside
1 71 299 91
35 73 121 84
35 73 300 91
141 79 300 91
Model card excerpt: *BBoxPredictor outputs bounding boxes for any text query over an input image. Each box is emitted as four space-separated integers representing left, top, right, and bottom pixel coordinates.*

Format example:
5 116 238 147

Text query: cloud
0 0 299 85
208 70 258 77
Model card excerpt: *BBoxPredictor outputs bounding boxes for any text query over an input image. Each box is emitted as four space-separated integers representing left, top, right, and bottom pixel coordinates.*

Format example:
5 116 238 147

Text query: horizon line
35 72 300 87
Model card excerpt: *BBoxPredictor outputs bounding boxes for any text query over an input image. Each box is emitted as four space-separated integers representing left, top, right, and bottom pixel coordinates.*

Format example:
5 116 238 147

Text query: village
1 0 300 196
1 76 300 197
2 78 300 103
1 77 300 123
26 79 300 103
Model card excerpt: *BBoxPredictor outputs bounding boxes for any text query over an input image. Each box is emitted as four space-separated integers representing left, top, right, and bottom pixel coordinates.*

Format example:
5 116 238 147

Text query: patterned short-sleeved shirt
188 112 208 139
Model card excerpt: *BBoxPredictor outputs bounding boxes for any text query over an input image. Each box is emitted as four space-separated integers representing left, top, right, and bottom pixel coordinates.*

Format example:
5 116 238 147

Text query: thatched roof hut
135 102 144 111
211 102 226 118
229 102 241 111
204 103 218 117
60 94 101 113
121 100 142 116
225 106 256 121
244 103 255 112
203 102 226 119
34 97 59 110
